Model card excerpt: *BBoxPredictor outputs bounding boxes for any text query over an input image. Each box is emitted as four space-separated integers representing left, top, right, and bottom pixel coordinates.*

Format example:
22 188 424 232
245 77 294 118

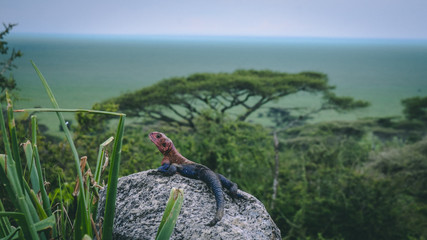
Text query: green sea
8 34 427 132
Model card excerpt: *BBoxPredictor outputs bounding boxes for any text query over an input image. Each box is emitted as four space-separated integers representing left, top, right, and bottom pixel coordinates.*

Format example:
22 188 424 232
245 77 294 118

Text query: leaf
0 200 13 238
33 215 55 232
32 61 92 238
155 188 184 240
102 115 125 240
6 92 24 194
22 141 40 195
0 226 21 240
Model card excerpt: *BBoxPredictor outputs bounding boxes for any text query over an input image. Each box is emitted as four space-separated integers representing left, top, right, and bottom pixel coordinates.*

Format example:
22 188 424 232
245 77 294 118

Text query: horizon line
9 32 427 42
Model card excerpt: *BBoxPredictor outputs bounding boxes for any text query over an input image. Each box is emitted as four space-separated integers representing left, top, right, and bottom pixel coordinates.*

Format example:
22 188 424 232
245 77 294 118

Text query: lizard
149 131 243 226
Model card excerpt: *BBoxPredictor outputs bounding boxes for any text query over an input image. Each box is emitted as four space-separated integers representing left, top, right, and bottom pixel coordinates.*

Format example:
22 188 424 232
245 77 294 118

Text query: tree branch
145 110 191 127
194 95 217 111
238 96 270 121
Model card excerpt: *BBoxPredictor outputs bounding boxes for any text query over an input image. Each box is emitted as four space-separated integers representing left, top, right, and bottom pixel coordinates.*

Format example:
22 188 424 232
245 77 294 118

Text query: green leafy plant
155 188 184 240
0 62 126 239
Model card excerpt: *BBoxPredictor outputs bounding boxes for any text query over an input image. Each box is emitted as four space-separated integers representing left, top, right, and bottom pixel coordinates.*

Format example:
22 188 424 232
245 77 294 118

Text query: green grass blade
155 188 184 240
0 200 13 237
22 181 41 225
74 193 91 240
0 226 21 240
102 115 125 240
16 108 124 116
58 176 66 240
33 215 55 232
0 156 18 216
90 136 114 220
31 61 91 235
5 93 24 194
31 116 37 148
94 137 114 185
23 181 47 220
32 146 52 216
0 210 36 240
22 141 40 194
0 105 37 239
0 213 24 222
31 61 86 199
0 102 13 166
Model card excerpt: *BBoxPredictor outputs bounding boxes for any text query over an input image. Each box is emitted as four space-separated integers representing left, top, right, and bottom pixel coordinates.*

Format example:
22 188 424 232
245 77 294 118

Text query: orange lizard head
149 132 174 155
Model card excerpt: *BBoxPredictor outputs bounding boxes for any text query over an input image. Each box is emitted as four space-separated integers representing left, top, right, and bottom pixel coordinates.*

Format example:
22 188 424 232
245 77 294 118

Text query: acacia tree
109 69 341 128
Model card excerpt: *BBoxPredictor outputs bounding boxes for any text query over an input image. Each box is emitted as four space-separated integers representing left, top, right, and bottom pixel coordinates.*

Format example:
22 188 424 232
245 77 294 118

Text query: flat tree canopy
109 69 367 128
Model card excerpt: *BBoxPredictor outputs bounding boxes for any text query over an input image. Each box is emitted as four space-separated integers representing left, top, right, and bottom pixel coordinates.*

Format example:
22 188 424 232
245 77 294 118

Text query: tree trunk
271 130 280 209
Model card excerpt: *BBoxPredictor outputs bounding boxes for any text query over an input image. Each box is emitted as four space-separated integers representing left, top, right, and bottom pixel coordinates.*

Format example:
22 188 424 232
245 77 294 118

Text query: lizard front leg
157 163 177 176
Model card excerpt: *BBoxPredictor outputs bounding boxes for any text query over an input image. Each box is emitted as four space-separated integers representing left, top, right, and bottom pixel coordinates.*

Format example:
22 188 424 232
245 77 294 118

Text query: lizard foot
206 218 220 226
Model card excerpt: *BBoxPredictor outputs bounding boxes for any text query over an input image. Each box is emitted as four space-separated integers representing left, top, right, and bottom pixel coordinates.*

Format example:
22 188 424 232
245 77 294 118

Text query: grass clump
0 62 125 239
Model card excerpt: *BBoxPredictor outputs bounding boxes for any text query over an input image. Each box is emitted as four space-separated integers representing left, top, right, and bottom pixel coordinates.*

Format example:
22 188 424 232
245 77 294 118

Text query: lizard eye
162 143 166 147
156 133 161 138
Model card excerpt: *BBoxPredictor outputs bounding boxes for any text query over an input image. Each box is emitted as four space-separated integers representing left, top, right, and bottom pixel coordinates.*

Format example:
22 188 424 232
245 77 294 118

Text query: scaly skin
149 131 242 226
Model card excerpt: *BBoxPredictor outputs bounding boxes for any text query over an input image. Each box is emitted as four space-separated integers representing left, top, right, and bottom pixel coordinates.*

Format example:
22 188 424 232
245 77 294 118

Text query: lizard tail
200 169 224 226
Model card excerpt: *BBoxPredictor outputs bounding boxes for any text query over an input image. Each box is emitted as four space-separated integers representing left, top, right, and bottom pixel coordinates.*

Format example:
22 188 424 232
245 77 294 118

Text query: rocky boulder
97 170 281 239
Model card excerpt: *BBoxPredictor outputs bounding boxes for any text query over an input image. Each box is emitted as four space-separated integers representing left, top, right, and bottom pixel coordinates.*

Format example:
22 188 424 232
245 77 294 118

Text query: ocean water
8 34 427 132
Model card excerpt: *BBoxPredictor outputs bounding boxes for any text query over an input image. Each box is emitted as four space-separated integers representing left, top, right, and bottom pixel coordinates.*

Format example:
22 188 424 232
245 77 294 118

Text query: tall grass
0 62 125 239
1 62 183 239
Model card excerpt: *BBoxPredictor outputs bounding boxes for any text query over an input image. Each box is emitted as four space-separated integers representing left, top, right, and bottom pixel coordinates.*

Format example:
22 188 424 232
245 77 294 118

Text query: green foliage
323 92 370 111
76 102 119 133
401 96 427 122
110 114 427 239
0 97 40 239
108 69 332 128
368 139 427 237
184 113 274 195
270 122 423 239
1 64 126 239
0 23 22 98
155 188 184 240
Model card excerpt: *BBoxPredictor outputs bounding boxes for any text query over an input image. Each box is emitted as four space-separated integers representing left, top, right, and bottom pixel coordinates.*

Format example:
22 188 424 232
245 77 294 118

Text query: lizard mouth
148 133 158 145
149 132 163 149
148 133 156 142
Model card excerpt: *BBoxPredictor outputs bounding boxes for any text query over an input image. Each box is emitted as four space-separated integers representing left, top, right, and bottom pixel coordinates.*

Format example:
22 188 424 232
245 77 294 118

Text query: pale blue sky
2 0 427 39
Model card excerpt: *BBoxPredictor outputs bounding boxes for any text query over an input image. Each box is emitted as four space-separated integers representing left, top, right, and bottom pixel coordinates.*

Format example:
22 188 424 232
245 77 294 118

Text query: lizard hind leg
217 174 242 199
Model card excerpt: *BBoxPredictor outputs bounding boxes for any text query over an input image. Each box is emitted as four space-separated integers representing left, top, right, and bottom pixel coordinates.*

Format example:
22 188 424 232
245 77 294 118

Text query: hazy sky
2 0 427 39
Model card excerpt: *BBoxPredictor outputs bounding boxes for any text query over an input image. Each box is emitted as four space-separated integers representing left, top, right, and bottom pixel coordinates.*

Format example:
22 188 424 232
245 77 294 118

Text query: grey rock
97 170 281 240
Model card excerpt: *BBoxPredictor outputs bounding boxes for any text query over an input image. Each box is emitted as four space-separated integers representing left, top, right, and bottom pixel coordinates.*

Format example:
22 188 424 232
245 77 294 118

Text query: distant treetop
107 69 368 129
